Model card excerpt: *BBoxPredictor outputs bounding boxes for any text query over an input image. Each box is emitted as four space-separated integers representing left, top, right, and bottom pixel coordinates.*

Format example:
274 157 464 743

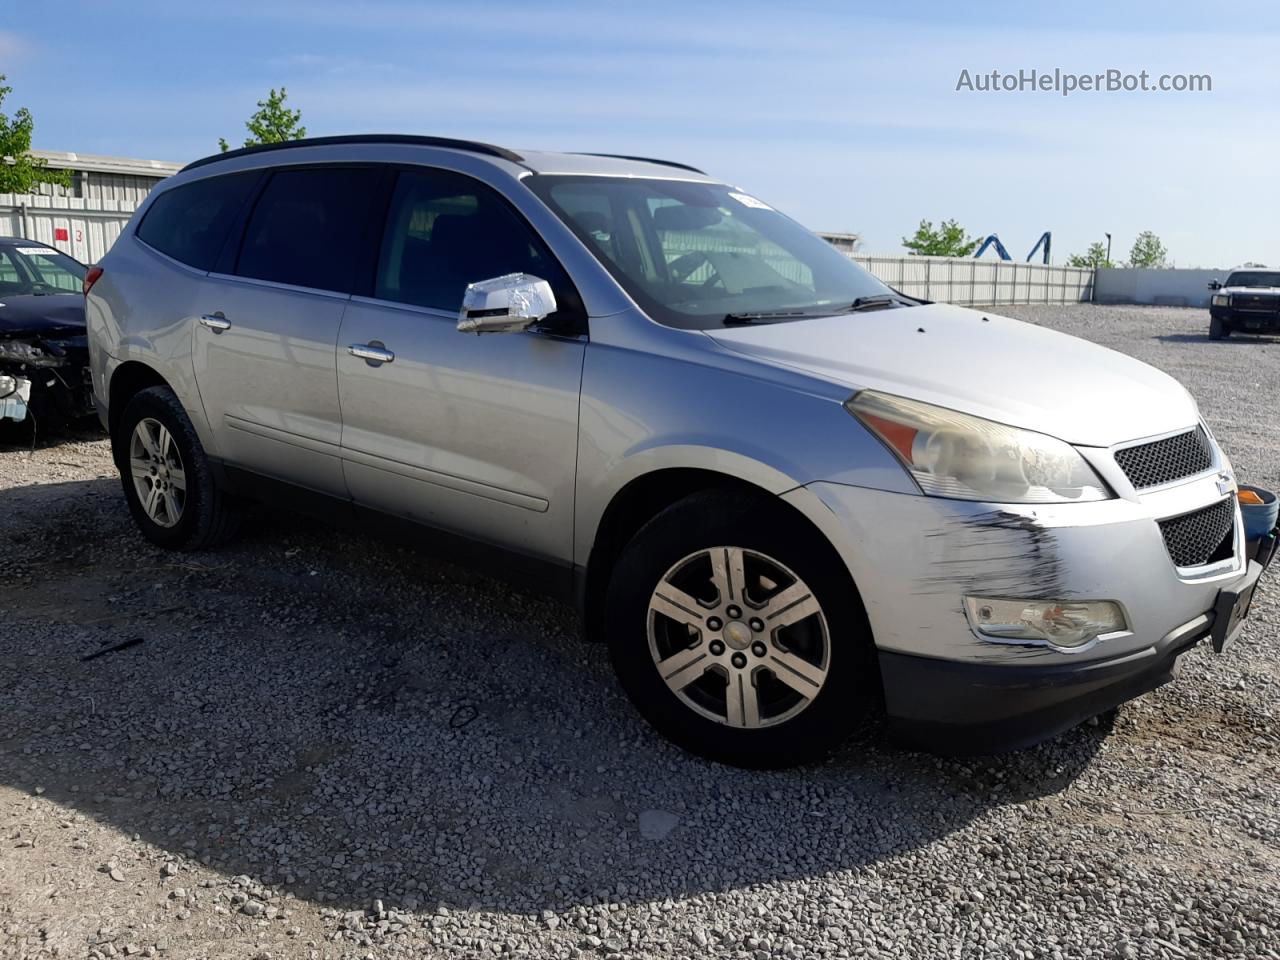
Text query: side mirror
1207 279 1222 290
457 273 556 335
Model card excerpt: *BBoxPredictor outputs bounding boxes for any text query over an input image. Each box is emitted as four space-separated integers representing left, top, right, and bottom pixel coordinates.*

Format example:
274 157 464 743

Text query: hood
1223 286 1280 296
707 302 1198 447
0 293 86 337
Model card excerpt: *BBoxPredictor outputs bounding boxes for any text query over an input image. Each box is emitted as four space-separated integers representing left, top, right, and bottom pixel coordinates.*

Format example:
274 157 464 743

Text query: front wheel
605 491 878 768
1209 316 1231 339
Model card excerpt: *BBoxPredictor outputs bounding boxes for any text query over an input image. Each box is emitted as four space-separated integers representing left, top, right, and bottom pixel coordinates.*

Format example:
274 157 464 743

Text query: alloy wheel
128 417 186 528
646 546 831 728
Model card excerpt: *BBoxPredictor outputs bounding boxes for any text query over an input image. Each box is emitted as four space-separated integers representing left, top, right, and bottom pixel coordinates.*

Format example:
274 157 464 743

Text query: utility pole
1104 232 1112 267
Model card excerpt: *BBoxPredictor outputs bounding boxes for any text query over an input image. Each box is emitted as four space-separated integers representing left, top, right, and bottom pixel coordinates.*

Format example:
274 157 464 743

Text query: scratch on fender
915 509 1069 604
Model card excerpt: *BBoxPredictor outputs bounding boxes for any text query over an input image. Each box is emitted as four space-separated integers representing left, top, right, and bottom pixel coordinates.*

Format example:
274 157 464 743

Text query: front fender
573 334 915 565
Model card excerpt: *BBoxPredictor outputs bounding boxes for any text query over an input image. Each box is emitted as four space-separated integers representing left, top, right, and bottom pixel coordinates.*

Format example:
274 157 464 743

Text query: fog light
964 596 1127 648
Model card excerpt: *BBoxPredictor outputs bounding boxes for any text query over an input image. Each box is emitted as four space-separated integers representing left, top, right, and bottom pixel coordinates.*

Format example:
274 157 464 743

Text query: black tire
112 385 240 550
1209 316 1230 340
605 490 878 768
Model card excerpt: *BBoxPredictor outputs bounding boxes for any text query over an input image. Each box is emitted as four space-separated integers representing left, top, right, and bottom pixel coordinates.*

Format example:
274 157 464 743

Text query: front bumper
880 610 1209 753
785 469 1259 752
1211 305 1280 333
0 338 95 422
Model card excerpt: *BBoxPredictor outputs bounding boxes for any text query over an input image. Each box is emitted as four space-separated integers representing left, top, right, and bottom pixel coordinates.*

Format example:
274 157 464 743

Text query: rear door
335 166 587 564
191 166 385 495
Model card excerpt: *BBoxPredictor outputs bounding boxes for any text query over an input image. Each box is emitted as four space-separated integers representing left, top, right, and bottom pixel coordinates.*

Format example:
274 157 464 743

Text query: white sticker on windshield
728 192 772 210
16 246 56 256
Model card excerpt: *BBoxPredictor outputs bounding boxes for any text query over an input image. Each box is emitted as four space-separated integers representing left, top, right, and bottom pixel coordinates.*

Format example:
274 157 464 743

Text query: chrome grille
1158 498 1235 568
1115 427 1214 490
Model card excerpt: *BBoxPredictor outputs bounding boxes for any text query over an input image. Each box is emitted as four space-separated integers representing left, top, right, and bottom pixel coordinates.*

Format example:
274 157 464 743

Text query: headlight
846 390 1110 503
1211 293 1230 307
965 596 1128 649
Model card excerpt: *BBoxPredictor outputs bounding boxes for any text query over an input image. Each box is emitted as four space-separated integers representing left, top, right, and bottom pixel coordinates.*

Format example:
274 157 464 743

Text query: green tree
1126 230 1168 269
901 219 978 257
219 87 307 153
0 74 72 194
1066 241 1113 269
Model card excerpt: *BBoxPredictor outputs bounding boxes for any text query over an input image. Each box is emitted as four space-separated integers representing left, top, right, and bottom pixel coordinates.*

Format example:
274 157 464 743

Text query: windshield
526 175 895 329
0 244 87 296
1225 271 1280 288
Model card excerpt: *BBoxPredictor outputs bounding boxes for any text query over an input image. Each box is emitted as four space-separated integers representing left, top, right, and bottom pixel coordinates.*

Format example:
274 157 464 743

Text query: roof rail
181 135 524 173
573 153 706 175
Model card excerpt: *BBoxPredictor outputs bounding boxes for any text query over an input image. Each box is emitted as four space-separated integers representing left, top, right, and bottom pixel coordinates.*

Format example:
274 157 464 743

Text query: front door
192 165 383 495
336 167 586 564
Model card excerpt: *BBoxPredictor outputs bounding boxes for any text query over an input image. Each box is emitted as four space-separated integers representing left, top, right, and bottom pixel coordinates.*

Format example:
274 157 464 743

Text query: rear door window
234 167 382 294
136 172 259 270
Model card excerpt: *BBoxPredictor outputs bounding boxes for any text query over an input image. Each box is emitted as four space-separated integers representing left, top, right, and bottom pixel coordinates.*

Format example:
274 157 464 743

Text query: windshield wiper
723 309 819 325
843 294 911 312
723 295 916 325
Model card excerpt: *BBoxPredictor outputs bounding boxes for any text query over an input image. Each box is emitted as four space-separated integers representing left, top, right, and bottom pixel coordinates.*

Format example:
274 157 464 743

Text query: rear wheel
1209 316 1231 339
605 491 878 768
113 386 240 550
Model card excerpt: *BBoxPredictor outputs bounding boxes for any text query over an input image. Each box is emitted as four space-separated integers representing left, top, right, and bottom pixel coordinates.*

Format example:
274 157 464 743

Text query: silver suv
86 135 1264 767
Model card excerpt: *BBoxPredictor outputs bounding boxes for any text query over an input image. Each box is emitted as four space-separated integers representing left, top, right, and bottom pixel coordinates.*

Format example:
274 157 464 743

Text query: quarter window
235 167 381 294
136 172 258 270
374 169 575 316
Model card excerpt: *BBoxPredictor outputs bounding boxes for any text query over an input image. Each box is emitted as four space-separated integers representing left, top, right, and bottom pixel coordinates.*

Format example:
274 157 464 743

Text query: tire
112 385 240 550
605 490 878 768
1209 316 1231 340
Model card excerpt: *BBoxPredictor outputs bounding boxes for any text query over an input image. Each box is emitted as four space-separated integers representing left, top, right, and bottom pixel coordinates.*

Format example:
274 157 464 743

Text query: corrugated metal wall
851 254 1093 305
653 233 1093 305
0 194 137 263
2 169 165 262
31 171 163 206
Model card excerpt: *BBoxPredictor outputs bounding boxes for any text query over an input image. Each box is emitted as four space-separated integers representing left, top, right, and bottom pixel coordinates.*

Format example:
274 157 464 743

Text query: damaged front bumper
787 472 1263 754
0 334 95 423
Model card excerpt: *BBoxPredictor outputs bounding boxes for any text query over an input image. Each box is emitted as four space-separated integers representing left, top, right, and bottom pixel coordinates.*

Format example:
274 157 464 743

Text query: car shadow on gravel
1158 332 1280 345
0 476 1112 920
0 415 106 452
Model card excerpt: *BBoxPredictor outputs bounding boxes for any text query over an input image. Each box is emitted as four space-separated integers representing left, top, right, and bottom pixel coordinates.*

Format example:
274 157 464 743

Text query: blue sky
3 0 1278 266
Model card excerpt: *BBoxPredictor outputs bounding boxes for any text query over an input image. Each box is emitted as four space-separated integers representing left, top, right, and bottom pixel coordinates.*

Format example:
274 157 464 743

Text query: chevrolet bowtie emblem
1217 474 1235 497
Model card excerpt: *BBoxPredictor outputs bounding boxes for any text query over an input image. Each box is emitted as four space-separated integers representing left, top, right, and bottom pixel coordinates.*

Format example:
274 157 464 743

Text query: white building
1 150 181 263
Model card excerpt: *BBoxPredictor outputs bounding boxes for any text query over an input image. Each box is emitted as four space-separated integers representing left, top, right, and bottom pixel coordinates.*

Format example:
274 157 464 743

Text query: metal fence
852 254 1094 306
2 193 1097 308
0 194 136 265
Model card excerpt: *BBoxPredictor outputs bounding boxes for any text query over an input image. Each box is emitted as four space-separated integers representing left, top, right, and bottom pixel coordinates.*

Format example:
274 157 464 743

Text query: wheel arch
106 360 221 462
107 361 171 438
580 464 855 644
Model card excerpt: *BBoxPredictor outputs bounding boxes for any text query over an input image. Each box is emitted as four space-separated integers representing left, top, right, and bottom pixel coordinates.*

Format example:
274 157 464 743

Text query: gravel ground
1 304 1278 960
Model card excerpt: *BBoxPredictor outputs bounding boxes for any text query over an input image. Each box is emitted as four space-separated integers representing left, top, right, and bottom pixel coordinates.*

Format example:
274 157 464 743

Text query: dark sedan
0 237 95 424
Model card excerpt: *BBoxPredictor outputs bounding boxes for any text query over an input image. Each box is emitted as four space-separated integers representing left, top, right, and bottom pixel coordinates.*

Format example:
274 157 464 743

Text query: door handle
348 342 395 365
199 313 231 333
